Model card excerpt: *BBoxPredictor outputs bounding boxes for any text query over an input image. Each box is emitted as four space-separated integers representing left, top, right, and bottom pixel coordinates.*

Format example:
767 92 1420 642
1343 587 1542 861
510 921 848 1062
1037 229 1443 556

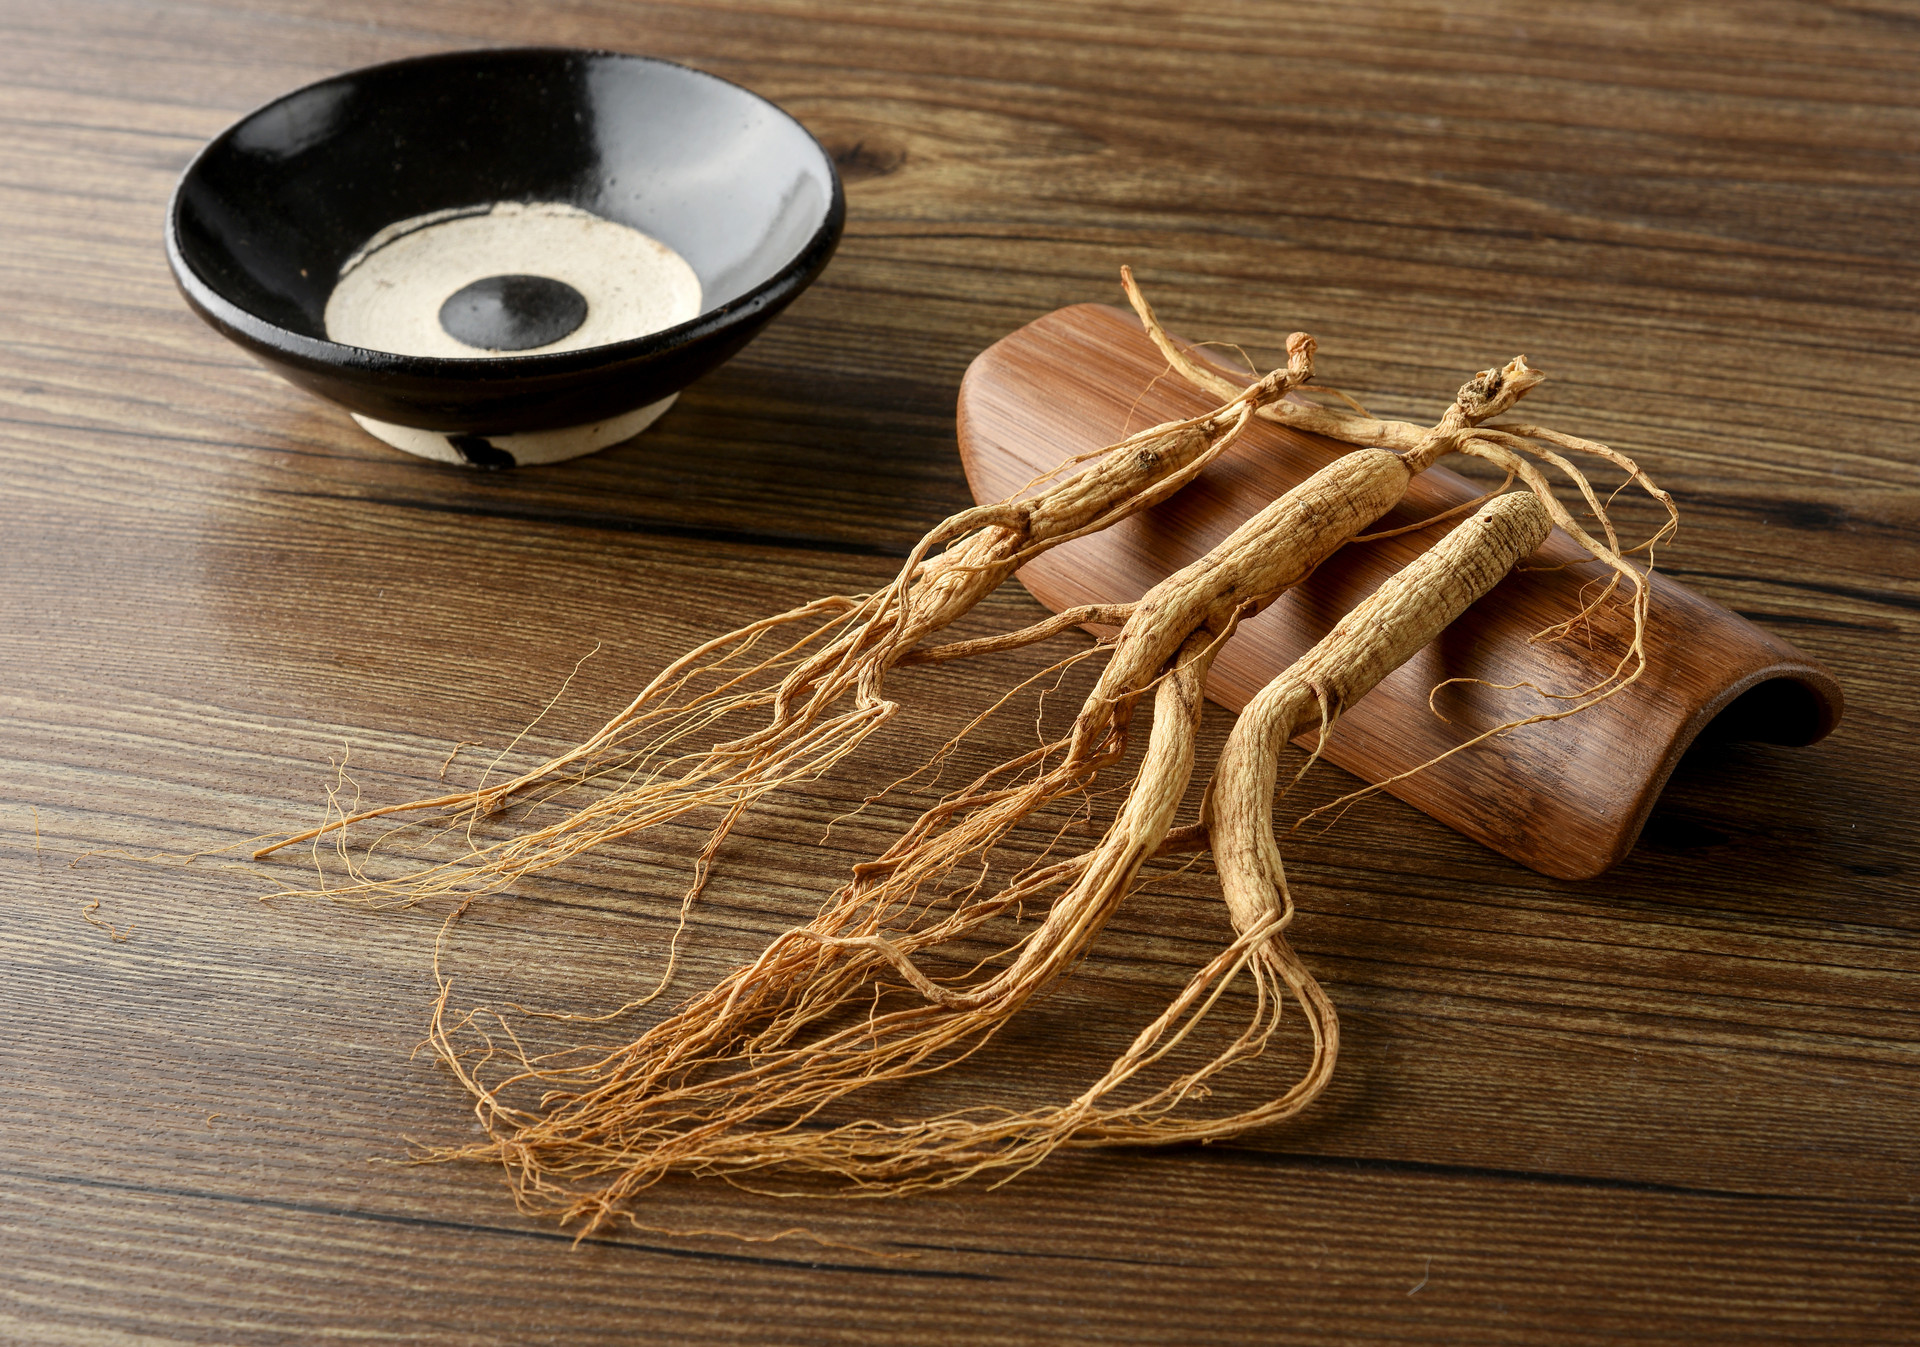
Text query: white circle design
324 202 703 358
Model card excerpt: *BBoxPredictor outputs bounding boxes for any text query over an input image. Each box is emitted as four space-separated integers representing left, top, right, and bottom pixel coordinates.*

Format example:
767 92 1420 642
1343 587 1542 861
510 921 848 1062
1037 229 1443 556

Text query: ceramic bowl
167 48 844 467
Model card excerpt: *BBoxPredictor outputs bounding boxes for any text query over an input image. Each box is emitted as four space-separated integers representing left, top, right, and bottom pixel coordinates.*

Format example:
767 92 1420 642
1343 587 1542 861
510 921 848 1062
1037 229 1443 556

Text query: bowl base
351 395 678 468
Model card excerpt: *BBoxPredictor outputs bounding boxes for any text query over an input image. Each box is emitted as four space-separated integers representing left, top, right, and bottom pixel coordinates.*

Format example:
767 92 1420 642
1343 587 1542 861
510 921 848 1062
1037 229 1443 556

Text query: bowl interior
172 49 837 348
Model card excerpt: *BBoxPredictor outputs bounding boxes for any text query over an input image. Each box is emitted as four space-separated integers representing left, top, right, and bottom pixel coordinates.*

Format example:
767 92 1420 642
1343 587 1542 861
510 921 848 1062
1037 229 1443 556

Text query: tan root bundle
256 272 1677 1232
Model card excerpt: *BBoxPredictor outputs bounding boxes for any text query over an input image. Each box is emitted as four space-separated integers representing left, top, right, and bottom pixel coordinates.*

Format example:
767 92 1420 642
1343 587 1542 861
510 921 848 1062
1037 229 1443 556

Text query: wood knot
827 138 907 181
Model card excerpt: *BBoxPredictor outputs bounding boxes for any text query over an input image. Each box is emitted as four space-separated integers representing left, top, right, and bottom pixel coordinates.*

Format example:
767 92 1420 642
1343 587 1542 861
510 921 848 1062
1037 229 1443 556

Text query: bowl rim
165 45 846 382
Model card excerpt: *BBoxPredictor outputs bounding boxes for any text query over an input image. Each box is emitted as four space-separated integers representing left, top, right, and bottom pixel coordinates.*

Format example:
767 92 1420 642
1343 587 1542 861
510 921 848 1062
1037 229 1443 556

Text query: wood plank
956 301 1843 878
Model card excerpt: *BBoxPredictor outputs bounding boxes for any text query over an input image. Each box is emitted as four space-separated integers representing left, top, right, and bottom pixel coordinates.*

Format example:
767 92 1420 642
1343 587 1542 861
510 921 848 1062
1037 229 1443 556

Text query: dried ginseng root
252 329 1317 932
417 452 1564 1230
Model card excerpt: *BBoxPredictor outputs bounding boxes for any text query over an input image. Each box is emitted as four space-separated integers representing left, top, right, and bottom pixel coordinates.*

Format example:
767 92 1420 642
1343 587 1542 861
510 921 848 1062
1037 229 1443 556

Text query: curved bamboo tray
956 304 1843 880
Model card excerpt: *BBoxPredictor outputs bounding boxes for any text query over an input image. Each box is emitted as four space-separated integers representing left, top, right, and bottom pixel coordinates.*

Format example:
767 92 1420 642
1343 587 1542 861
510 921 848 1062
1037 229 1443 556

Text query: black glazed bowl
167 47 843 465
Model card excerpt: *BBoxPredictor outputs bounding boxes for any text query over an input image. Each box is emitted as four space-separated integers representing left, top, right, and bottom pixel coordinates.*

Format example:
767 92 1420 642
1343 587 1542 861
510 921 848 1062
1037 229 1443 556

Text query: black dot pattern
438 274 588 352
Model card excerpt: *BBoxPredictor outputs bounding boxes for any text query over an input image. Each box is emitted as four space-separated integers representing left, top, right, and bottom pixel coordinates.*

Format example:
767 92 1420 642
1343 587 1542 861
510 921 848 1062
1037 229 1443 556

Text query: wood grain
3 1 1917 1343
957 302 1844 879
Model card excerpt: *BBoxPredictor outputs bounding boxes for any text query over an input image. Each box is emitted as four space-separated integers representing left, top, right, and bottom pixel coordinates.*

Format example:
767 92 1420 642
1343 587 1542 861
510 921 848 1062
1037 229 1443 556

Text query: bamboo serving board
956 304 1844 879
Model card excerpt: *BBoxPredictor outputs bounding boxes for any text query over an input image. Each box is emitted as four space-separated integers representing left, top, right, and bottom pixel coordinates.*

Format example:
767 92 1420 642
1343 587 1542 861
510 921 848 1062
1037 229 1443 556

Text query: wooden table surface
5 1 1917 1342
